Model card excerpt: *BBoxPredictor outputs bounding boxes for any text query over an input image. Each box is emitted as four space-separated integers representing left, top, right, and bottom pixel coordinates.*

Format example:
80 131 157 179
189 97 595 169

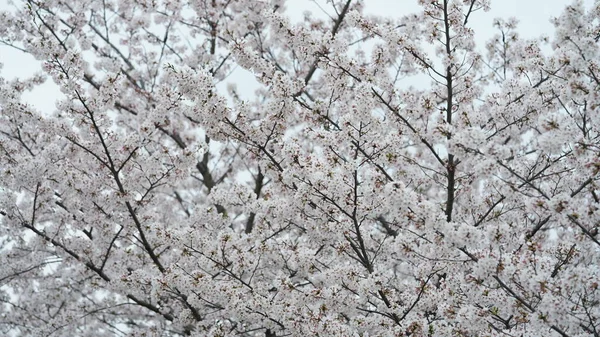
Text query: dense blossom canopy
1 0 600 336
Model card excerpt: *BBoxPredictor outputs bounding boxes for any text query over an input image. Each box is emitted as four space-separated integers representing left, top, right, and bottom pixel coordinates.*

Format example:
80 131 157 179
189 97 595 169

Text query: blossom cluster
1 0 599 336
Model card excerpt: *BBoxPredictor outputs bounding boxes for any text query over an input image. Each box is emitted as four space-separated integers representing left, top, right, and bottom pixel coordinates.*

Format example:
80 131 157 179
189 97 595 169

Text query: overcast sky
0 0 594 113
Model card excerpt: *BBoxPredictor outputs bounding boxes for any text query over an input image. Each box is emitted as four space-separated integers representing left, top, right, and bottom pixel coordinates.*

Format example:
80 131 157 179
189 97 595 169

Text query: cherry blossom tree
1 0 599 336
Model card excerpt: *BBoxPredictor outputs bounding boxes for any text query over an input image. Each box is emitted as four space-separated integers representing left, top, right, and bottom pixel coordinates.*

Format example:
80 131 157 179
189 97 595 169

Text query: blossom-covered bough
1 0 599 336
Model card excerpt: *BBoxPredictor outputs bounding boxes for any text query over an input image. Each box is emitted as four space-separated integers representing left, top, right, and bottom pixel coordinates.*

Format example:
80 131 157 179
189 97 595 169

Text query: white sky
0 0 594 113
